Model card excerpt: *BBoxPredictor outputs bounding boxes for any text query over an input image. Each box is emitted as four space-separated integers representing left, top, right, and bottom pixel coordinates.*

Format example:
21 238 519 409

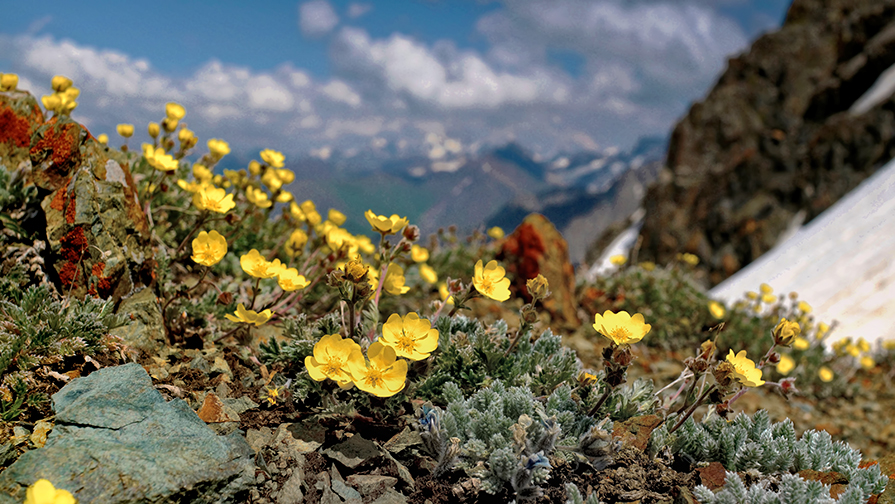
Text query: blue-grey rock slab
0 362 254 503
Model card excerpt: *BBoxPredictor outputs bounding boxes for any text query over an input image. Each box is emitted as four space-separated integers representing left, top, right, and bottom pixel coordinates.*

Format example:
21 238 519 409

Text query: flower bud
403 224 420 242
526 274 550 301
162 117 178 133
772 317 800 347
148 122 160 138
217 292 234 305
767 351 780 364
0 73 18 91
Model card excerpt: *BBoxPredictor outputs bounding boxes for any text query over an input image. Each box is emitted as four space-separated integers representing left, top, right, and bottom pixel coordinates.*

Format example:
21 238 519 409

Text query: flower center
396 330 415 352
364 369 384 388
610 326 631 342
480 277 493 292
324 357 345 377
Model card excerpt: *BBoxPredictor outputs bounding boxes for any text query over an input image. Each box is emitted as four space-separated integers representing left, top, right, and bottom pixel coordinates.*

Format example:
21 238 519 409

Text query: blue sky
0 0 791 162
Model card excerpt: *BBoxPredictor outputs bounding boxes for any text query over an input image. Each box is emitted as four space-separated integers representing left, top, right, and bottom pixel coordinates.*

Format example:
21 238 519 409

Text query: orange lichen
0 102 32 148
497 222 545 302
63 188 77 224
31 117 80 170
58 226 88 262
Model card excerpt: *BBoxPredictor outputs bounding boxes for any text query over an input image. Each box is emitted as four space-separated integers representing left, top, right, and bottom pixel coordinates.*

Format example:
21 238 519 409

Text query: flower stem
588 384 615 417
668 384 717 434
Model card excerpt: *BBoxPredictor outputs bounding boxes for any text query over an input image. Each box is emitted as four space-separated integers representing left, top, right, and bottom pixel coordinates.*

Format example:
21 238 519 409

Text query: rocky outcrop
1 89 163 350
637 0 895 286
0 363 255 504
497 214 580 327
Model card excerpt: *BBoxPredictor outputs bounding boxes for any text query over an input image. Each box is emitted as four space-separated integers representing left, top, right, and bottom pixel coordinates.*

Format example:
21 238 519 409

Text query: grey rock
370 488 408 504
275 468 305 504
0 363 254 503
346 475 398 497
322 434 380 469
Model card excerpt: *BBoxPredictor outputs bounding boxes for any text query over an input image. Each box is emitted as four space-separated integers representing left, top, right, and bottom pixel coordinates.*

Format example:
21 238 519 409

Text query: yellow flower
264 387 279 406
776 354 795 376
609 255 627 266
708 301 725 319
193 163 213 183
240 249 280 279
746 291 758 300
380 312 439 360
856 337 870 353
285 229 308 256
846 344 860 357
365 210 409 235
773 318 801 347
677 253 699 266
276 168 295 184
192 185 236 214
326 227 356 254
438 283 454 305
761 294 777 304
487 226 505 239
96 133 108 145
191 230 227 266
592 310 651 346
260 149 285 168
165 102 186 120
797 301 812 313
277 267 310 292
208 138 230 158
301 200 322 225
261 169 284 192
760 283 773 295
305 334 363 388
355 234 375 254
51 75 73 92
419 264 437 284
41 94 61 112
860 356 875 370
818 366 834 382
725 350 765 387
383 263 410 295
328 208 346 226
816 322 830 339
116 124 134 138
577 371 598 387
276 191 294 204
0 73 19 91
246 186 272 208
639 261 656 272
472 260 511 302
411 245 429 262
142 143 179 172
24 478 75 504
792 337 810 351
224 303 273 326
348 341 408 397
883 339 895 351
178 127 196 144
148 122 160 138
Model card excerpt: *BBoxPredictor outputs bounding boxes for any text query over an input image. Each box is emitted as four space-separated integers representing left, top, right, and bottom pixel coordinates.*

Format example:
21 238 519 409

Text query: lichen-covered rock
497 213 579 327
637 0 895 286
32 115 153 301
0 90 44 172
0 362 255 504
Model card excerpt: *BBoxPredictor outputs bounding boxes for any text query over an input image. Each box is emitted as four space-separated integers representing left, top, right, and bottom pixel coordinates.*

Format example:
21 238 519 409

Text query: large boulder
497 214 580 327
637 0 895 286
0 363 255 503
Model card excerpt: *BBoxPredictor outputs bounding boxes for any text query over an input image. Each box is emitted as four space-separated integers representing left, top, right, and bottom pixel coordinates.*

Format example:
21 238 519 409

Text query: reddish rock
0 90 44 170
497 213 579 327
696 461 728 491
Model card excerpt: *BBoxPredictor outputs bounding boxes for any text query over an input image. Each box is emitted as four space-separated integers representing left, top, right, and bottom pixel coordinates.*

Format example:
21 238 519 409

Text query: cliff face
637 0 895 286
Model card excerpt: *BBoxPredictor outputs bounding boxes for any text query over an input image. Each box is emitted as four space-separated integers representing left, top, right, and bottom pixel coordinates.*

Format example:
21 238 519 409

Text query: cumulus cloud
333 27 556 108
1 0 767 161
299 0 339 38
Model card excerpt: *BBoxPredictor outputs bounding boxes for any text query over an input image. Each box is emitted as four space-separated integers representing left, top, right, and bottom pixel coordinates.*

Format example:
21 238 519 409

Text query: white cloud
299 0 339 38
320 80 361 107
247 75 294 111
21 36 173 98
334 28 551 108
347 2 372 19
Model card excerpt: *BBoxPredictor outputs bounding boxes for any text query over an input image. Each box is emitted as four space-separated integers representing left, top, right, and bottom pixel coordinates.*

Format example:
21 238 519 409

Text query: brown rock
612 414 663 451
637 0 895 287
197 392 240 423
696 461 728 491
497 213 580 327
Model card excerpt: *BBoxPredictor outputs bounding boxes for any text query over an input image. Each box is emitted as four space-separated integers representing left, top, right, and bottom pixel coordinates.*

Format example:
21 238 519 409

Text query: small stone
322 434 381 469
210 356 232 379
371 488 408 504
346 475 398 497
246 427 274 453
276 468 305 504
